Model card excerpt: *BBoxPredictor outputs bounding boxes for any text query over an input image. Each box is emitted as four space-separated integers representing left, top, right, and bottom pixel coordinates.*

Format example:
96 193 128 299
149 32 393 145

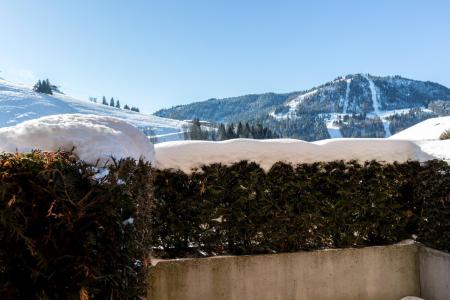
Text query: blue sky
1 0 449 113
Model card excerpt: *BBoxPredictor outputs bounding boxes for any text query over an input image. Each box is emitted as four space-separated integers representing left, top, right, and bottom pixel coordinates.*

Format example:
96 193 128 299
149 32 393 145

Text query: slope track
363 74 392 137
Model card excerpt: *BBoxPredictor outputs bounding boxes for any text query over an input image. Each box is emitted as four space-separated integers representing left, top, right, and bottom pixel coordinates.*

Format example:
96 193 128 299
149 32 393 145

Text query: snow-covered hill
0 79 186 142
389 116 450 161
389 116 450 140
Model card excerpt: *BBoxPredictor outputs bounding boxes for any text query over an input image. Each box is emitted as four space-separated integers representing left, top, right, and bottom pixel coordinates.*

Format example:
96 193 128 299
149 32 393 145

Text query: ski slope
0 78 186 142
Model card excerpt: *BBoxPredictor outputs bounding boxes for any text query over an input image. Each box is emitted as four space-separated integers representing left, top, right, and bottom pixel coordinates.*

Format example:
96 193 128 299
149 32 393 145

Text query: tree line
184 119 279 141
90 96 140 112
33 79 141 112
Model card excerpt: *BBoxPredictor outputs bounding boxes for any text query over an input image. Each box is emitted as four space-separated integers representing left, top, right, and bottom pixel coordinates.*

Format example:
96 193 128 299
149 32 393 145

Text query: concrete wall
419 246 450 300
148 244 421 300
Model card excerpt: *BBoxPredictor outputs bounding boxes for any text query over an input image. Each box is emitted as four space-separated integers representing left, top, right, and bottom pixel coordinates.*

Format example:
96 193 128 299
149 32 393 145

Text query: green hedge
0 151 153 299
152 160 450 258
1 151 449 297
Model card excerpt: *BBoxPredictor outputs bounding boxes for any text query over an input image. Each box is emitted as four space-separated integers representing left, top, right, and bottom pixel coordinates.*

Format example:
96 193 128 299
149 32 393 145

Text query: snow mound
0 78 186 142
389 116 450 140
414 139 450 162
155 138 433 172
0 114 155 164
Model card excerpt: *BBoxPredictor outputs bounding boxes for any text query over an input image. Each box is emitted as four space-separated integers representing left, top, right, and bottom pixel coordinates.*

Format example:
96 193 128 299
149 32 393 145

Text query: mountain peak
155 74 450 141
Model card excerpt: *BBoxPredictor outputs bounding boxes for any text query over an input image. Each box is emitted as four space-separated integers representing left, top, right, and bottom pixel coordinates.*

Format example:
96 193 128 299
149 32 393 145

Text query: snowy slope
389 116 450 140
0 79 186 142
389 116 450 161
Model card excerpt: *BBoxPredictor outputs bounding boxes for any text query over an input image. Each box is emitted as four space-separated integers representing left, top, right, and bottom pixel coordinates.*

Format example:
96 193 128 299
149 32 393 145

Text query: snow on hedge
155 138 434 172
0 114 154 164
389 116 450 140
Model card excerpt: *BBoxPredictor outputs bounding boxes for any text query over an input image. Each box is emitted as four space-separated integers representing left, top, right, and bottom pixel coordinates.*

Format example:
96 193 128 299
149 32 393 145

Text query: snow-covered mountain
156 74 450 140
0 79 186 142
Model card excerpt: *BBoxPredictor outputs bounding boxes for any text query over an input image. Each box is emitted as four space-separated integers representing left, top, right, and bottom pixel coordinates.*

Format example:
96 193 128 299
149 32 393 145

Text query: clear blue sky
1 0 449 113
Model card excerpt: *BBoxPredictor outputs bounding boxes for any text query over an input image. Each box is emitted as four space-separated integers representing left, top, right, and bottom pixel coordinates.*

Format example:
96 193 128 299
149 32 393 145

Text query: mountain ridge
155 74 450 140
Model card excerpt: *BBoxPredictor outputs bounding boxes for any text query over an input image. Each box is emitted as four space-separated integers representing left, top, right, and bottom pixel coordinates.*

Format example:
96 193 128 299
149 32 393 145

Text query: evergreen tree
253 124 264 139
33 79 53 95
184 118 209 140
236 122 244 138
110 98 115 107
244 123 252 138
226 123 236 139
124 104 130 110
131 107 140 112
217 124 227 140
102 96 108 105
116 100 121 109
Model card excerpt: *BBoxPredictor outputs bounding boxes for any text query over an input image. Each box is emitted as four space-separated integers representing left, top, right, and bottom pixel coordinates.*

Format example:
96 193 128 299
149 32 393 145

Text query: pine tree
131 107 140 112
236 122 244 138
110 98 115 107
184 118 209 140
217 124 227 140
244 123 252 138
33 79 53 95
124 104 130 110
116 100 121 109
102 96 108 105
226 123 236 139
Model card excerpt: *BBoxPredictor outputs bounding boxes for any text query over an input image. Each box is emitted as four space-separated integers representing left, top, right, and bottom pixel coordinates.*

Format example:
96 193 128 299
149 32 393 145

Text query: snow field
0 78 186 140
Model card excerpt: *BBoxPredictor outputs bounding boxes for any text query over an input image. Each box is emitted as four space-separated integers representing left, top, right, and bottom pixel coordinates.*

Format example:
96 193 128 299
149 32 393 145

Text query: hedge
152 160 450 258
1 151 449 298
0 151 153 299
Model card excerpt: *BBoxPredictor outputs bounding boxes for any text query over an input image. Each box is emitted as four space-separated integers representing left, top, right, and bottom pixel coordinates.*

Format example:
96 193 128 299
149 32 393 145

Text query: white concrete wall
148 244 421 300
419 246 450 300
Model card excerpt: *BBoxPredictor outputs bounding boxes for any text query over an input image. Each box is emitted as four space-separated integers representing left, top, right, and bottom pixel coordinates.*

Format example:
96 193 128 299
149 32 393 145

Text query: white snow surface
155 138 433 173
0 114 155 164
389 116 450 140
389 116 450 162
342 78 351 114
363 74 381 115
0 78 186 142
271 89 319 120
415 140 450 161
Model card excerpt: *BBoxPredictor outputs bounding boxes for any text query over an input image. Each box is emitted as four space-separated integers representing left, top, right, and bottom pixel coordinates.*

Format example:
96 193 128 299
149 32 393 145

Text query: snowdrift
155 138 434 172
0 114 155 164
389 116 450 140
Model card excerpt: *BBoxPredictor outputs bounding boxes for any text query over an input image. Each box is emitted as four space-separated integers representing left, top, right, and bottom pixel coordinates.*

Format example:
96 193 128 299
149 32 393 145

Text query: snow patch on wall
155 138 433 173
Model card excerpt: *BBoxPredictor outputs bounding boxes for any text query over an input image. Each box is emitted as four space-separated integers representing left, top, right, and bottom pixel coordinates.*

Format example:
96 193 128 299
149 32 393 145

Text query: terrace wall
148 244 423 300
419 246 450 300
